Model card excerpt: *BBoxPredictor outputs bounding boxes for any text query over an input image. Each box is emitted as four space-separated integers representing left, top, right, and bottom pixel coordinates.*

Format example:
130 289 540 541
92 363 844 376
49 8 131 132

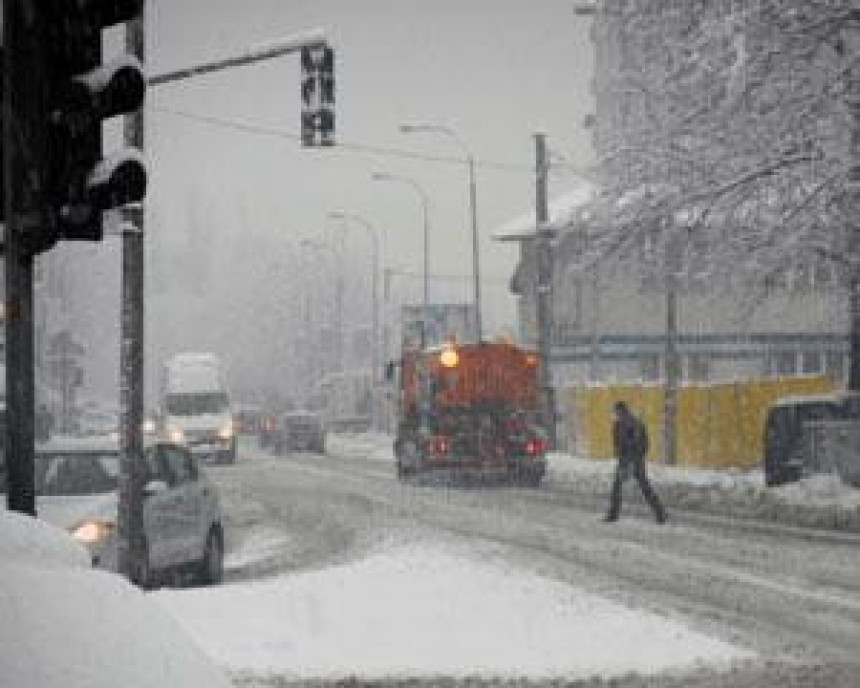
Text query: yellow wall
563 376 836 468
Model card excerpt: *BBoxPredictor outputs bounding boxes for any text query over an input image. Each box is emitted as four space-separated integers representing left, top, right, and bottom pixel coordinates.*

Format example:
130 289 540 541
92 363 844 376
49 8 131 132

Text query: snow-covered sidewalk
155 542 750 681
326 433 860 532
548 453 860 532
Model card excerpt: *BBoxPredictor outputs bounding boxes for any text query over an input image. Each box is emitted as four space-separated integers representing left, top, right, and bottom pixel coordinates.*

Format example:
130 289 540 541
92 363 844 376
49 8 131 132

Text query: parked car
0 509 233 688
274 410 327 454
34 435 224 587
763 392 860 486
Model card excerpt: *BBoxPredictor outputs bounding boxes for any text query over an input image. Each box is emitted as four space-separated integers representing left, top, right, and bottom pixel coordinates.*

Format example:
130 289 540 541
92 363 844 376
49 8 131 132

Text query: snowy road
157 437 860 687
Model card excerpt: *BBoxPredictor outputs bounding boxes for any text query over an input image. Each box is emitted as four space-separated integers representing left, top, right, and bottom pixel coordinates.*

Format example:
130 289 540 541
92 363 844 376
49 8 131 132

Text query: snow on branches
588 0 856 294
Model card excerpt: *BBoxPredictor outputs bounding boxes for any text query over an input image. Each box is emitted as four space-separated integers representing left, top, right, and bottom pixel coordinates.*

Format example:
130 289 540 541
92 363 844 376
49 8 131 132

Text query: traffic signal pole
118 15 147 584
4 0 46 516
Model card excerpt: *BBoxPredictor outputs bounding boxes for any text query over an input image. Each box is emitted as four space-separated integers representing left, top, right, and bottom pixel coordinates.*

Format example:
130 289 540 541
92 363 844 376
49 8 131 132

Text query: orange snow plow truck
392 340 548 485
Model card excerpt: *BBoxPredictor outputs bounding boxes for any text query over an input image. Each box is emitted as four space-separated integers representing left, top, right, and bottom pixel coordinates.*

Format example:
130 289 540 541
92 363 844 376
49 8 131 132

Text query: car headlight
143 418 157 435
218 420 234 440
168 426 185 443
70 520 115 546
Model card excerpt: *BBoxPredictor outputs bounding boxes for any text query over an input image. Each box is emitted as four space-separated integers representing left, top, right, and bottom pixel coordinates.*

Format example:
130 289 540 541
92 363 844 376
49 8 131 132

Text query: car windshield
165 392 229 415
36 452 120 496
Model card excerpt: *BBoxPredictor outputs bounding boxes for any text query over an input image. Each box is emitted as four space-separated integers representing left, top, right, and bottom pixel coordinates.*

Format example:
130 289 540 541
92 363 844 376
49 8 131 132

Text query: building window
801 351 822 374
766 352 797 377
640 354 661 382
687 354 710 382
775 352 797 376
825 352 845 383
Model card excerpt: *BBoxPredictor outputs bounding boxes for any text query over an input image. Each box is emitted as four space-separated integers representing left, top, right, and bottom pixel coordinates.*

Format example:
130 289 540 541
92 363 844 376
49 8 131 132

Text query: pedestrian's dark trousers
607 460 666 521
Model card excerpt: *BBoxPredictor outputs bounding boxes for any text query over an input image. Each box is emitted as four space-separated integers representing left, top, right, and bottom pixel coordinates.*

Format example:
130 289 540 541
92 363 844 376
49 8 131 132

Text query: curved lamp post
399 123 481 342
371 172 430 342
327 211 382 428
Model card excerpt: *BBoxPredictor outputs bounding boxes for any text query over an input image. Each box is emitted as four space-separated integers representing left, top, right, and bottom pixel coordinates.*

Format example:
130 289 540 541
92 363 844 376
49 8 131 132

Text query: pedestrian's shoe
656 511 668 525
602 514 618 523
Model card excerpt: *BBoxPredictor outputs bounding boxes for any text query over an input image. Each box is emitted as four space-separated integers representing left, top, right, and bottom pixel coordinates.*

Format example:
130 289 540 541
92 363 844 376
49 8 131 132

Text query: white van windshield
166 392 229 415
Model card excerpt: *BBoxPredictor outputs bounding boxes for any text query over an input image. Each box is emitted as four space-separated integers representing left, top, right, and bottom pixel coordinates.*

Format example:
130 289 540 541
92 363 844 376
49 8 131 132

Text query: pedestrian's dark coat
605 401 666 523
612 406 647 465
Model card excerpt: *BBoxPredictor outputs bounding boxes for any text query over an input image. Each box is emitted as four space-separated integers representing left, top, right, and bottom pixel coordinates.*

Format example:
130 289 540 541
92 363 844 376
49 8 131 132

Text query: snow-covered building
499 183 848 389
505 0 851 389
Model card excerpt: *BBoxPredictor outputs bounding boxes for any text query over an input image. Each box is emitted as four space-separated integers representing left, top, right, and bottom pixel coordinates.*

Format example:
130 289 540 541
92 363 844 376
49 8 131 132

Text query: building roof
492 181 596 240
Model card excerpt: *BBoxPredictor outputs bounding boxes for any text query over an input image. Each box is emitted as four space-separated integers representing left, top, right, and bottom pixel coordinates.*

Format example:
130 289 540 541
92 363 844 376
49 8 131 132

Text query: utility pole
534 132 557 448
468 155 481 342
663 233 680 465
383 267 394 432
845 9 860 390
118 15 147 584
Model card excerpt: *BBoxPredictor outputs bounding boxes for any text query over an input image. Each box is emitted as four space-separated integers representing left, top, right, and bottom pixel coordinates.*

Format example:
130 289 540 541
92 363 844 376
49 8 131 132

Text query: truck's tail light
432 437 450 455
525 438 545 456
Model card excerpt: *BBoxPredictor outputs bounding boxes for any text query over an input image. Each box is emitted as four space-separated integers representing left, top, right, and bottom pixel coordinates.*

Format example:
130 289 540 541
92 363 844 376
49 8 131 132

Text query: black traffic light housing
300 45 335 147
32 0 147 254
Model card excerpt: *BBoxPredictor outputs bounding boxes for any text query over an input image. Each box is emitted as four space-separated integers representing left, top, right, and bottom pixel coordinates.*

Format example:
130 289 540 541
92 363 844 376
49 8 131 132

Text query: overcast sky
58 0 596 403
144 0 594 307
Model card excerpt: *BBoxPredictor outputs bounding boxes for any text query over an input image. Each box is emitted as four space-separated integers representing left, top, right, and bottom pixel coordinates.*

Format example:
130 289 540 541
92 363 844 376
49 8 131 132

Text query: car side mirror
143 479 168 498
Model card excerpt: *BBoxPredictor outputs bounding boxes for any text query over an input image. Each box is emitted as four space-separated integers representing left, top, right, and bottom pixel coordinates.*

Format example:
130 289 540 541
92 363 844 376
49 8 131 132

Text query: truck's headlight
70 520 115 546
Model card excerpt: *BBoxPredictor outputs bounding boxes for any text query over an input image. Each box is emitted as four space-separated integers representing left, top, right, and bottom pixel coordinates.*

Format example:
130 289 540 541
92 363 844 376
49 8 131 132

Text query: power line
389 268 510 285
149 105 588 175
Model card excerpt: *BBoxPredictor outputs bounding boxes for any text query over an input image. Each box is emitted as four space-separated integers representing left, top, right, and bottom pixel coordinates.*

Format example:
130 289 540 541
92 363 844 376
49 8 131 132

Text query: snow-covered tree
587 0 859 382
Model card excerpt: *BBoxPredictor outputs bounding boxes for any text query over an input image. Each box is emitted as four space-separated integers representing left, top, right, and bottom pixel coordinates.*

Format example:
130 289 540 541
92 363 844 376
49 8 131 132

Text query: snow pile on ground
155 544 749 681
548 453 860 532
0 510 232 688
327 433 860 532
226 526 296 570
326 431 394 463
0 507 90 569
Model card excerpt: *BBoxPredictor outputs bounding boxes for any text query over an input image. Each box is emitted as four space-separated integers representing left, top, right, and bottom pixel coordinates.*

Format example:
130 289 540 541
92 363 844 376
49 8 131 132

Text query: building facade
508 0 850 390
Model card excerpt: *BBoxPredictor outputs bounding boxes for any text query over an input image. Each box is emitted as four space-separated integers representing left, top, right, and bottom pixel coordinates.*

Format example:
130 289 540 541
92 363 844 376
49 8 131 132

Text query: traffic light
33 0 147 254
300 45 335 147
318 46 335 147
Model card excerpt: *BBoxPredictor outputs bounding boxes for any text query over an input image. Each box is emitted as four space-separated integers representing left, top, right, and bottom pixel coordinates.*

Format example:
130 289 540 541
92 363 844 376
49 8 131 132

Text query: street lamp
371 172 430 343
327 211 382 428
400 123 482 342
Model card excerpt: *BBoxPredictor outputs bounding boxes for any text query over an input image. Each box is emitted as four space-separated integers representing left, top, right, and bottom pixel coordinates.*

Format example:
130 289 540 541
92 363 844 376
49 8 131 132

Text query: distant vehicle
257 410 278 449
0 510 233 688
274 410 327 454
234 404 264 435
391 340 547 485
314 369 373 433
34 435 224 587
763 392 860 486
161 352 236 464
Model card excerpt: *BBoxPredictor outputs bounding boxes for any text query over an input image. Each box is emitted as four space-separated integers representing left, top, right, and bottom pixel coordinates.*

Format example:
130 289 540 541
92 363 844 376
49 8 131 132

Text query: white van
161 353 236 464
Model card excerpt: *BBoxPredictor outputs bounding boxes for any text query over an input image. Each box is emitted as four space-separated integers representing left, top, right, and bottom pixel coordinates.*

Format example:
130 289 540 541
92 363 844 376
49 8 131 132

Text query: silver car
35 436 224 587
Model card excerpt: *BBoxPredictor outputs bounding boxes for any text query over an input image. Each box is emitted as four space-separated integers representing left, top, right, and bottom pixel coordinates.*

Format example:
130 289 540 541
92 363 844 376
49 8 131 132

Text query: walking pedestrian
604 401 667 524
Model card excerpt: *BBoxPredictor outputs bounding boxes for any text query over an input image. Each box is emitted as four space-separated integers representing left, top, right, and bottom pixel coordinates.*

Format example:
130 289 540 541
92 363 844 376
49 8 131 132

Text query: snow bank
155 544 749 680
548 453 860 532
0 509 90 569
325 434 860 532
0 510 232 688
325 432 394 463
